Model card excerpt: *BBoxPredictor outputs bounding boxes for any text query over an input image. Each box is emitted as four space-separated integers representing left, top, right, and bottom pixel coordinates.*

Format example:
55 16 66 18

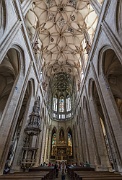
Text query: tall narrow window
68 133 72 146
59 97 64 112
53 97 57 111
51 132 57 156
52 133 56 145
67 131 72 156
66 97 71 112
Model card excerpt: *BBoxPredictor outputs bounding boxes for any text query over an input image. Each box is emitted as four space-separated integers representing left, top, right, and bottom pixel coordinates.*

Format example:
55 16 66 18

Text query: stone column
40 124 47 164
44 127 49 163
72 124 76 163
89 94 110 171
0 73 26 174
74 122 79 163
88 63 111 171
38 122 44 164
76 114 85 164
80 108 88 163
78 114 84 163
98 74 122 172
11 97 35 172
82 99 96 165
47 127 52 163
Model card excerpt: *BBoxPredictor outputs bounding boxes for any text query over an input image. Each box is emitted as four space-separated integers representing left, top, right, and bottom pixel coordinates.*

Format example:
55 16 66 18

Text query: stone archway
102 49 122 120
67 128 73 162
91 80 115 170
82 96 96 165
50 127 57 160
0 46 25 174
3 80 33 173
88 78 112 170
97 47 122 172
0 48 20 124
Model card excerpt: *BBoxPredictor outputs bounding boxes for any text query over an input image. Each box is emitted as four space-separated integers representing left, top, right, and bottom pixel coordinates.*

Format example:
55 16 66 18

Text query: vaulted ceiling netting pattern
26 0 100 80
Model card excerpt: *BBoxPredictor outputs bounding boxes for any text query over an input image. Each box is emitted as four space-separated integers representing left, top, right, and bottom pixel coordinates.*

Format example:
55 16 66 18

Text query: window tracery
59 97 65 112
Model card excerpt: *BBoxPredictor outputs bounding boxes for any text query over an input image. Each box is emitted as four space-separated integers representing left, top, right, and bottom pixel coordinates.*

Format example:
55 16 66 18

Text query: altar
50 128 73 162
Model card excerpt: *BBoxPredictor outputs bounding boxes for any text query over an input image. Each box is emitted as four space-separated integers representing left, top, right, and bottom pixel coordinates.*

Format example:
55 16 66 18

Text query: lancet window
53 97 58 112
67 130 73 156
66 97 71 112
59 97 65 112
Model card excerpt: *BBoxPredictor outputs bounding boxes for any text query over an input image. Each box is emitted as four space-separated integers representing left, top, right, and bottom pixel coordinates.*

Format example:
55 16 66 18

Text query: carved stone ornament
21 97 41 169
24 97 41 135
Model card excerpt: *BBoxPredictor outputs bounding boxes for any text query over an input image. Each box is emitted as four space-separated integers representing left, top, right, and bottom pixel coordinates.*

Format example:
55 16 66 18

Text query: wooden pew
0 177 43 180
0 171 50 180
67 166 95 179
29 166 55 179
0 166 55 180
83 177 122 180
73 171 122 180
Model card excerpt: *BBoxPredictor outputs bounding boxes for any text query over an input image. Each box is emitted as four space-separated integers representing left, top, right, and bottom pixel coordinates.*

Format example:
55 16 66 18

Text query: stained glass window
59 97 64 112
52 133 56 145
53 97 57 111
68 133 72 146
51 132 56 156
52 94 72 120
66 97 71 111
68 132 72 156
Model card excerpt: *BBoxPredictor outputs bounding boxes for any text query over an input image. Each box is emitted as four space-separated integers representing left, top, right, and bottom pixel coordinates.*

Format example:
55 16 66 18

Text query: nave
0 0 122 177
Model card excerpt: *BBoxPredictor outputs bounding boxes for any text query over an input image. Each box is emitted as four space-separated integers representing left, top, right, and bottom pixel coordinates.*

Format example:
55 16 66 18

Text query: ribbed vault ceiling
26 0 98 78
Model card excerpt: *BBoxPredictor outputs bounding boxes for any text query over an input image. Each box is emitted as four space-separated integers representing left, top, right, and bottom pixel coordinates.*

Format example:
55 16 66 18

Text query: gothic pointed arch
89 79 118 168
50 127 57 157
82 96 91 162
67 127 73 156
4 78 34 172
52 127 57 134
0 47 25 124
98 48 122 120
59 128 65 143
